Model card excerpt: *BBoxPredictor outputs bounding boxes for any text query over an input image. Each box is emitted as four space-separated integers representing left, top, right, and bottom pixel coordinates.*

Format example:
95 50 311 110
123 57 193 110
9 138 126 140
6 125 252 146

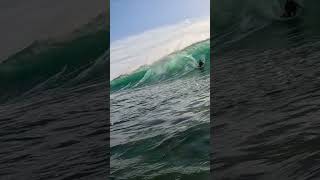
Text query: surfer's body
282 0 301 18
198 60 204 68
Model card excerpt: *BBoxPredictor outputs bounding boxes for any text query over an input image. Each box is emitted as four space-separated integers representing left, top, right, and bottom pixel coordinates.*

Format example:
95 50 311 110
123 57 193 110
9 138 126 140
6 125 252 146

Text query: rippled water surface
111 72 210 179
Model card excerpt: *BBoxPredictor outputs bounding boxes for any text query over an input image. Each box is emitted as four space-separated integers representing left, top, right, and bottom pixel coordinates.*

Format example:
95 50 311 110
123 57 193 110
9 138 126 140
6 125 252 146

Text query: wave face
110 17 210 80
111 39 209 92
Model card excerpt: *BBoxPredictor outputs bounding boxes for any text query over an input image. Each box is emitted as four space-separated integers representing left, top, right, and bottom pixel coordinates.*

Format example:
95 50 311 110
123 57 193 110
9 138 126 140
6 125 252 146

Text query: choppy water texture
111 40 210 179
212 0 320 179
0 14 109 179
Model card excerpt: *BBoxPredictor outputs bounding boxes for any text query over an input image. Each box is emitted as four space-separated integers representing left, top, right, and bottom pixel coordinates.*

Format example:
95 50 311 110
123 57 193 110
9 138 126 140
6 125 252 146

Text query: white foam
110 17 210 80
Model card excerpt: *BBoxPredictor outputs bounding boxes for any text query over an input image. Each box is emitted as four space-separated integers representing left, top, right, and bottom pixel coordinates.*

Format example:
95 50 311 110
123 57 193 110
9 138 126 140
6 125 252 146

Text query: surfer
282 0 301 17
198 60 204 68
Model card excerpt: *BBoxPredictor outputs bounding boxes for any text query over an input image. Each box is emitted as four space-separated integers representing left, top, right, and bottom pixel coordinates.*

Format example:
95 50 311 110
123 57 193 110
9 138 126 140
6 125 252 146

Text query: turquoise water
110 40 210 179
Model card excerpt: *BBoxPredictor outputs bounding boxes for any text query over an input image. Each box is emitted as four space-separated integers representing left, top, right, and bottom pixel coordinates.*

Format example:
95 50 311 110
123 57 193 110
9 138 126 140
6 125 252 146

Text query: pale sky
110 0 210 80
111 0 210 42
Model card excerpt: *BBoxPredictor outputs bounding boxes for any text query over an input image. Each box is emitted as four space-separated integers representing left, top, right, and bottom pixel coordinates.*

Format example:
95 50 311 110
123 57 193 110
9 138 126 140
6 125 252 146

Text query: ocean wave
111 40 210 92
